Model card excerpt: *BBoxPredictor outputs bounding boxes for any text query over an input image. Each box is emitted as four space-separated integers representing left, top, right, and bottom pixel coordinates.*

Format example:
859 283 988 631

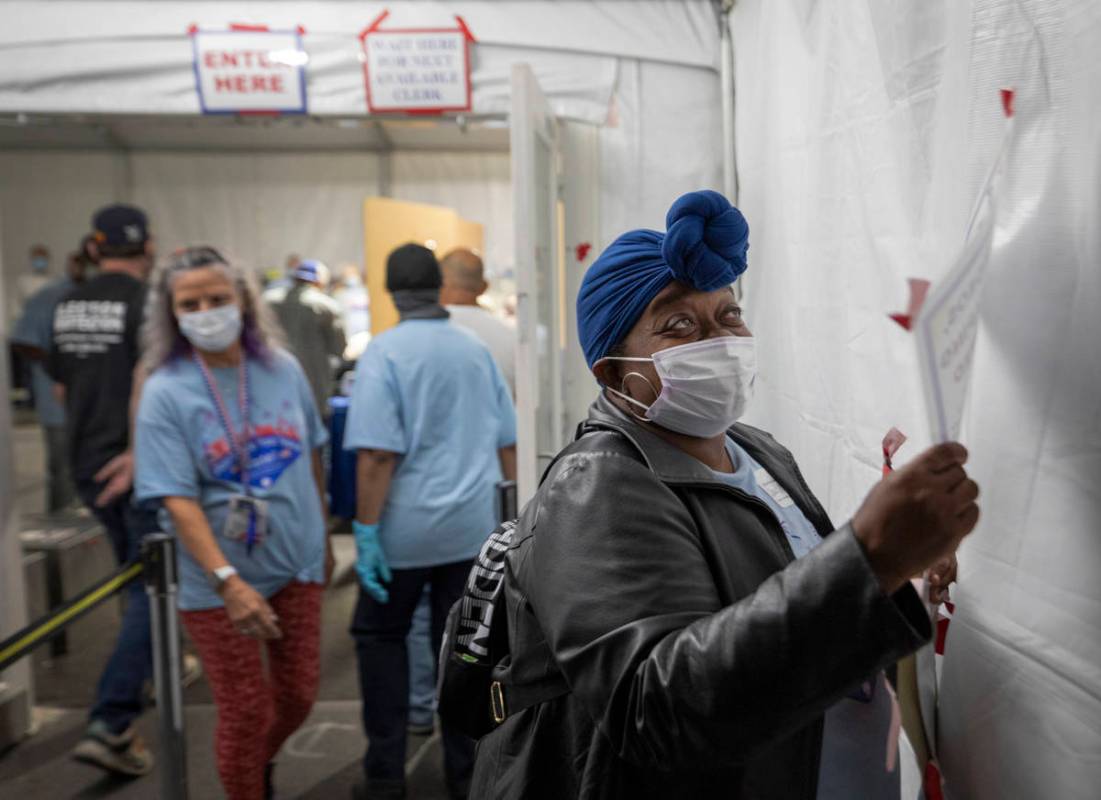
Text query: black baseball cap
92 204 150 247
386 243 441 292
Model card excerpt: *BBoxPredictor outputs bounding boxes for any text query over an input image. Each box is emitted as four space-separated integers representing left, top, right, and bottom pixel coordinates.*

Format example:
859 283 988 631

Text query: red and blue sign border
358 10 475 116
189 23 309 116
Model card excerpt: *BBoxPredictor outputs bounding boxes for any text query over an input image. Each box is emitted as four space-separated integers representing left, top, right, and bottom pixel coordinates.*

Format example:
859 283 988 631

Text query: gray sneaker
71 720 154 777
143 652 204 704
181 653 203 688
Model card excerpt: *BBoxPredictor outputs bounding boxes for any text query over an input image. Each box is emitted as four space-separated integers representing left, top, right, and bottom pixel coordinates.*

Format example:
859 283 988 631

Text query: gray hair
141 246 284 370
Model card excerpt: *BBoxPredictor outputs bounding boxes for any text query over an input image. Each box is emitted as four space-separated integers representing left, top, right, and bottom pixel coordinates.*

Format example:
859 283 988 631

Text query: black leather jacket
470 395 931 800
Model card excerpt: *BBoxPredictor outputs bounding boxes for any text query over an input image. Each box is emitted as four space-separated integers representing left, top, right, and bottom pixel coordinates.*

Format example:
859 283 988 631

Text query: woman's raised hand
852 442 980 595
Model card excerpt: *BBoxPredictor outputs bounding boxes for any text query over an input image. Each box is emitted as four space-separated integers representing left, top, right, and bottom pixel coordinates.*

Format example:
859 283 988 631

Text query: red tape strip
361 9 391 38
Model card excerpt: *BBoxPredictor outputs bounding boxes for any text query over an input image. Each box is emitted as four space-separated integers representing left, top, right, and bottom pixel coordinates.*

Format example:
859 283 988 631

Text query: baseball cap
92 204 149 247
294 259 324 283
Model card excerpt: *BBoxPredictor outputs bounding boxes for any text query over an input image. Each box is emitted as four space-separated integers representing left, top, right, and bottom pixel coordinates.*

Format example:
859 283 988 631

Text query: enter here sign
191 28 308 114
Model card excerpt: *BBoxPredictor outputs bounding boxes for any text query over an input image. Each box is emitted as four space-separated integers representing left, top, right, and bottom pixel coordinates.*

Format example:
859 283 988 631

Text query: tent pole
720 0 738 205
719 0 743 301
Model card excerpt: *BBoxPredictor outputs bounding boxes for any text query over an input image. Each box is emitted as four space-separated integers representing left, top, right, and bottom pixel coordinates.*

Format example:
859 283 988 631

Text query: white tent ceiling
0 1 719 121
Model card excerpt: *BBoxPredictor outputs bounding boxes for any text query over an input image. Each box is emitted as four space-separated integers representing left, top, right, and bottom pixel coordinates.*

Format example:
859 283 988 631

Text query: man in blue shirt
10 246 89 512
345 243 517 800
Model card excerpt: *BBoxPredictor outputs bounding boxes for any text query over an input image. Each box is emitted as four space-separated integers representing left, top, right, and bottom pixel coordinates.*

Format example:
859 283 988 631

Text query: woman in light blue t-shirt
134 246 332 800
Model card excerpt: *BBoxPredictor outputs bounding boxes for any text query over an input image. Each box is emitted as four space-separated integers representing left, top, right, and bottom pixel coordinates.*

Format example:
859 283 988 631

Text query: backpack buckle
490 681 507 724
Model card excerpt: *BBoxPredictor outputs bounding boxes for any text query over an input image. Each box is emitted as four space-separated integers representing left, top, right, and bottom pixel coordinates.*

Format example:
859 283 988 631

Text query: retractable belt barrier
0 533 189 800
0 560 144 672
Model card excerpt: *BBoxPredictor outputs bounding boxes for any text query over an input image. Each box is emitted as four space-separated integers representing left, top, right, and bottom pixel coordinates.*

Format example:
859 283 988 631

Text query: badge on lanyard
193 352 269 554
224 494 270 547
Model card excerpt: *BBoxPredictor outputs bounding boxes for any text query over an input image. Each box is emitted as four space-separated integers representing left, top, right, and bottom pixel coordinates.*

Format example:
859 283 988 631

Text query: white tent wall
0 149 385 304
390 151 513 277
600 58 725 240
132 151 382 270
0 147 527 299
734 2 1101 799
0 150 124 323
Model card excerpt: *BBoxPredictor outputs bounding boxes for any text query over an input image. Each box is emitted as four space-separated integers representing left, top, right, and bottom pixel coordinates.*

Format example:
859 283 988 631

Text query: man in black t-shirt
47 204 161 776
49 216 148 506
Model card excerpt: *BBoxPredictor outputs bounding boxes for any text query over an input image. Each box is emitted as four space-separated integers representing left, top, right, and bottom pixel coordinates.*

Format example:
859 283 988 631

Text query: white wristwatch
206 565 238 593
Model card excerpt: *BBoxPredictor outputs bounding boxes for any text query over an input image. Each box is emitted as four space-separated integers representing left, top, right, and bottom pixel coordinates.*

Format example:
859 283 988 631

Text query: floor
0 416 451 799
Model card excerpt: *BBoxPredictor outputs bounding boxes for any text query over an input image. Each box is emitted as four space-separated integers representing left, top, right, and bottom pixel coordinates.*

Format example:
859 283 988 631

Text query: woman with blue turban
468 191 978 799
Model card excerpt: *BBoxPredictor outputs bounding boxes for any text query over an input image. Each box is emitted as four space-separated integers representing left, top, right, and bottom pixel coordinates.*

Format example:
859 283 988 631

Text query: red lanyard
193 351 252 494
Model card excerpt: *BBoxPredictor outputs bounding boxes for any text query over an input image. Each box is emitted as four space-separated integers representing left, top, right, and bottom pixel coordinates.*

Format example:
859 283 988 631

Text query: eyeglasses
167 246 228 271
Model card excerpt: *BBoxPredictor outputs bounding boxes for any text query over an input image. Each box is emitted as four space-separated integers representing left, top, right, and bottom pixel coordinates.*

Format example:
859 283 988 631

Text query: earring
619 371 659 421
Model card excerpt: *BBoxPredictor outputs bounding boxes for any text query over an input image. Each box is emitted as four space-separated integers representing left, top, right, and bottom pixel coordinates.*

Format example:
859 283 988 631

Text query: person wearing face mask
133 246 334 800
469 190 979 800
14 244 53 312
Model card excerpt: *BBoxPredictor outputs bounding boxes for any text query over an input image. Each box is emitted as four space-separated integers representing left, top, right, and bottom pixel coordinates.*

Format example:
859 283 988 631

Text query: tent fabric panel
734 1 1101 798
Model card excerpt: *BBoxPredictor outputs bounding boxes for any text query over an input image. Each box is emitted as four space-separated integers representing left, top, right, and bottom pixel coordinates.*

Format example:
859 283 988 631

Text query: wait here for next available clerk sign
360 12 474 114
190 27 308 114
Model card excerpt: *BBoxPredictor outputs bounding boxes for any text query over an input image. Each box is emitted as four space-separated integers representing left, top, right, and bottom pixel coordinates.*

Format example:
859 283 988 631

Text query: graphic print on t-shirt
201 398 304 490
53 299 128 357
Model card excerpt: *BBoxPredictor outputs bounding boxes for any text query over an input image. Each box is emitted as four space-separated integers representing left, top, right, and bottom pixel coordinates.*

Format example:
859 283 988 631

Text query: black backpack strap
489 673 570 725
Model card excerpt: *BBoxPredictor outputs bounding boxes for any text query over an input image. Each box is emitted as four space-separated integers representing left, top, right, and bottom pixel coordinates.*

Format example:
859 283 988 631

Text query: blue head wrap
576 190 749 368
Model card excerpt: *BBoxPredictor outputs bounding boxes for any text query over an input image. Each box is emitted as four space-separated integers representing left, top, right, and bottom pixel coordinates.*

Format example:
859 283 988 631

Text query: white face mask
603 336 757 438
178 304 243 353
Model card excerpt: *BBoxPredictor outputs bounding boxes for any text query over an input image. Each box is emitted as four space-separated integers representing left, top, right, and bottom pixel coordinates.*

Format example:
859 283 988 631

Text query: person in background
439 248 516 396
332 264 369 335
266 259 347 420
134 246 333 800
10 244 92 512
261 253 301 295
16 243 53 311
8 244 55 403
346 243 517 800
469 191 972 800
47 205 181 776
399 248 518 737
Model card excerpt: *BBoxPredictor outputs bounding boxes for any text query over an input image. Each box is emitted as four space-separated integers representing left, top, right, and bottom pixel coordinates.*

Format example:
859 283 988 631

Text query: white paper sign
915 109 1014 444
361 29 472 113
192 29 308 114
915 195 996 442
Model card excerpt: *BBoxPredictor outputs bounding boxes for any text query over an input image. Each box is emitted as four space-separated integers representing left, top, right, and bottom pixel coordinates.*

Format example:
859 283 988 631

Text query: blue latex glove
353 521 392 603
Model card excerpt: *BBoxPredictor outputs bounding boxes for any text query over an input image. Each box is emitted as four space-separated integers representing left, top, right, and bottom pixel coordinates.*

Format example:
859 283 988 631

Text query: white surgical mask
602 336 757 437
178 304 243 353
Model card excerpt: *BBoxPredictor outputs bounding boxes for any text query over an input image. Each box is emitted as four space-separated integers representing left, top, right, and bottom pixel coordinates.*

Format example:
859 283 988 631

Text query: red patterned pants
181 581 323 800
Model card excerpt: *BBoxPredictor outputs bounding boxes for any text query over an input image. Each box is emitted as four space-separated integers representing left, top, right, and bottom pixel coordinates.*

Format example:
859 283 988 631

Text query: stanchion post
143 533 188 800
